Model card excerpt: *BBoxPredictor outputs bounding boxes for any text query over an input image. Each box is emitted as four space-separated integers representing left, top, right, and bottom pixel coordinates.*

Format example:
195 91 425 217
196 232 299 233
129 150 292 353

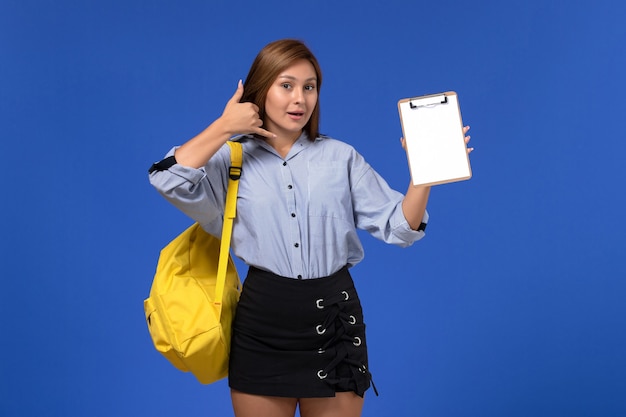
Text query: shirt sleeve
349 150 427 247
148 145 231 237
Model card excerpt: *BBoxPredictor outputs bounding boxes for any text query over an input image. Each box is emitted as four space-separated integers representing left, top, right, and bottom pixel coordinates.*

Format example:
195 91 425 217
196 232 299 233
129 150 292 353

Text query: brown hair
241 39 322 141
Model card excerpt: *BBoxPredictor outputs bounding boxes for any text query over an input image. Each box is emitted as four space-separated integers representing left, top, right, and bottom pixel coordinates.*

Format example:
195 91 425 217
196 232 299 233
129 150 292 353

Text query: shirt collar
244 132 319 160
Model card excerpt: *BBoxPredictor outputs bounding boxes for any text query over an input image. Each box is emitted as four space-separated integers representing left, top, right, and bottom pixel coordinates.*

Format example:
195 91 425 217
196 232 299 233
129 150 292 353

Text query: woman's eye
305 85 315 91
282 83 291 89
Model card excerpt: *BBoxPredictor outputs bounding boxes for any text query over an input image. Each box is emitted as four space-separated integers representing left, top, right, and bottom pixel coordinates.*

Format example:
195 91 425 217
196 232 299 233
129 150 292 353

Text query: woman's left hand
463 125 473 154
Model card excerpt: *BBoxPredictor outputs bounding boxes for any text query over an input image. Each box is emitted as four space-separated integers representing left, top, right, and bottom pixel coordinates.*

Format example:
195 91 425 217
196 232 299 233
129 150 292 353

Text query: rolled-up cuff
392 209 428 244
149 146 207 186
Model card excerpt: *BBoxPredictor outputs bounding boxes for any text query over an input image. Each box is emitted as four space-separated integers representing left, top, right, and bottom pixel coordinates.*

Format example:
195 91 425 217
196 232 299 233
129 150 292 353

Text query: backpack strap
148 155 176 174
214 141 243 316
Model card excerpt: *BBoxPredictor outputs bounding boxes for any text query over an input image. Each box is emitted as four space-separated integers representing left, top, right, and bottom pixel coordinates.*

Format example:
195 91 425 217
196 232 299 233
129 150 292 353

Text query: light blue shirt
149 134 428 279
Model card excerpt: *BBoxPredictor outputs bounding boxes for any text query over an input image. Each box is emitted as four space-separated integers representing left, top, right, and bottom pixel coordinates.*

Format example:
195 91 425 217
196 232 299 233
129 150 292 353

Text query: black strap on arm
148 155 177 174
417 222 427 232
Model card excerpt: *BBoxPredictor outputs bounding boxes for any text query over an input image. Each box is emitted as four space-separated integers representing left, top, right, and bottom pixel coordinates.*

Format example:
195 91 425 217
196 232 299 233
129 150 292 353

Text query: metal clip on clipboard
409 94 448 109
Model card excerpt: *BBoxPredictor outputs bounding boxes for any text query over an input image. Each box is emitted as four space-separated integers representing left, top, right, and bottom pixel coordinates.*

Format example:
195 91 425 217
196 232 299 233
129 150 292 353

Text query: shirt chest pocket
307 161 352 220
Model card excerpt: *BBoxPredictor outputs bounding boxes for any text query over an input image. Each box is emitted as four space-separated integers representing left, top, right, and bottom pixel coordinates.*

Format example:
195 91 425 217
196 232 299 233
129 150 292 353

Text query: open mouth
287 112 305 117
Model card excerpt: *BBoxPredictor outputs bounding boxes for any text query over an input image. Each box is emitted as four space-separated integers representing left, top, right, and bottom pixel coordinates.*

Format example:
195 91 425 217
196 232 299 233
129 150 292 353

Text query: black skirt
228 266 374 398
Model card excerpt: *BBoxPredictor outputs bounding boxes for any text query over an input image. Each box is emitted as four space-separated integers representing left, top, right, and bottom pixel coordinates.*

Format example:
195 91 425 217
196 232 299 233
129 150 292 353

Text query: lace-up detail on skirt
313 288 378 396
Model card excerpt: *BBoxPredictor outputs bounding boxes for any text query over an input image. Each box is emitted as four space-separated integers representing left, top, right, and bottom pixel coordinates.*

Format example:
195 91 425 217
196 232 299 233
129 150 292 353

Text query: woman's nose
293 89 304 103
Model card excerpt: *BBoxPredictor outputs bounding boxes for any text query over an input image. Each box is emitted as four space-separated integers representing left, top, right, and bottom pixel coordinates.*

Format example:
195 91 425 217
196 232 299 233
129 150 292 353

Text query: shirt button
287 184 293 189
282 161 287 166
294 243 299 248
297 275 303 280
291 213 296 217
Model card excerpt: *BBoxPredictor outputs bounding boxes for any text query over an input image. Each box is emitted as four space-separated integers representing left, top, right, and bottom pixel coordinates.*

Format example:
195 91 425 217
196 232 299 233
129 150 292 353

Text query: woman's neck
265 131 302 159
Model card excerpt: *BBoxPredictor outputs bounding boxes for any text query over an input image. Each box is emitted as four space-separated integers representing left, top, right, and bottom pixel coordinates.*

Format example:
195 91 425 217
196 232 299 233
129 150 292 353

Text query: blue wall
2 1 625 416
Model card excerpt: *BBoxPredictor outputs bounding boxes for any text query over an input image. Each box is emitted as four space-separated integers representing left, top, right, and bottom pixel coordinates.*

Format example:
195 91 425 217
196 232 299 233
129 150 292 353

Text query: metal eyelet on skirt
348 315 356 324
317 370 328 379
316 299 324 309
353 336 362 346
318 348 325 354
316 325 326 335
342 291 349 300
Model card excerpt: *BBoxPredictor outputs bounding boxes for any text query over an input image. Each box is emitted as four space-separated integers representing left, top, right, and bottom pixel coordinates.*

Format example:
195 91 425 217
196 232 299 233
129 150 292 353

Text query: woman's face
264 59 318 140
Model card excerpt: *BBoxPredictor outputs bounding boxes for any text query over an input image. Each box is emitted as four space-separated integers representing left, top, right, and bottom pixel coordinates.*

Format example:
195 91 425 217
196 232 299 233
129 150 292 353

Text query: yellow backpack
144 141 242 384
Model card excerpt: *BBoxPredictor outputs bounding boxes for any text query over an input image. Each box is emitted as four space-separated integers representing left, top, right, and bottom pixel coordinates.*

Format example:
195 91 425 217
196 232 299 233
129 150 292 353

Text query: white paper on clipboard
398 91 471 186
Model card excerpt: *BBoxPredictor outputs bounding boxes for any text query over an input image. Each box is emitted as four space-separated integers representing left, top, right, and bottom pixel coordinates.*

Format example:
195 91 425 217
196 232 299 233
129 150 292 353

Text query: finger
463 125 470 134
465 135 471 144
255 127 277 139
228 79 244 104
400 137 407 150
467 147 474 154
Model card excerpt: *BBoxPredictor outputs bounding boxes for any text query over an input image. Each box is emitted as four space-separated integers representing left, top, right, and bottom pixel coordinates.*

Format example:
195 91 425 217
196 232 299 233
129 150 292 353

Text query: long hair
241 39 322 141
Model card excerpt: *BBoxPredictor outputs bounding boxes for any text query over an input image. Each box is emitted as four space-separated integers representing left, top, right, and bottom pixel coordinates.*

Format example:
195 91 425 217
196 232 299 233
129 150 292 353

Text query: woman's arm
174 80 276 168
402 184 431 230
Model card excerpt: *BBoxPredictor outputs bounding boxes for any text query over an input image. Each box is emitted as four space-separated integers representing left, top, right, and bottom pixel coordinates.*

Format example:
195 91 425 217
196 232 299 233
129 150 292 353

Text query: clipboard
398 91 472 186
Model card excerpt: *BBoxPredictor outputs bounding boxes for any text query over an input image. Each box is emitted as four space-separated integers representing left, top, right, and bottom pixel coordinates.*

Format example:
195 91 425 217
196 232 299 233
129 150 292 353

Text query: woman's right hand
173 81 276 168
219 80 276 139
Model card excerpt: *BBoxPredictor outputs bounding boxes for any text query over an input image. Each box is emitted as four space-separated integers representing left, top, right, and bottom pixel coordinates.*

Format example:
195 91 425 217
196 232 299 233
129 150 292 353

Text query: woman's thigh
298 392 365 417
231 390 298 417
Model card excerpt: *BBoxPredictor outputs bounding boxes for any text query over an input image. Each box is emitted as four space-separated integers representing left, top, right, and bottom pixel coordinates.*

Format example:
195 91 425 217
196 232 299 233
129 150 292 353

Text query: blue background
2 1 625 416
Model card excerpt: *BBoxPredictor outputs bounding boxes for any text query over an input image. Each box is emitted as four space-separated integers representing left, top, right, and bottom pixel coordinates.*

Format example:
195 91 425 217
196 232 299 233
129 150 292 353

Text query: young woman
149 39 471 417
